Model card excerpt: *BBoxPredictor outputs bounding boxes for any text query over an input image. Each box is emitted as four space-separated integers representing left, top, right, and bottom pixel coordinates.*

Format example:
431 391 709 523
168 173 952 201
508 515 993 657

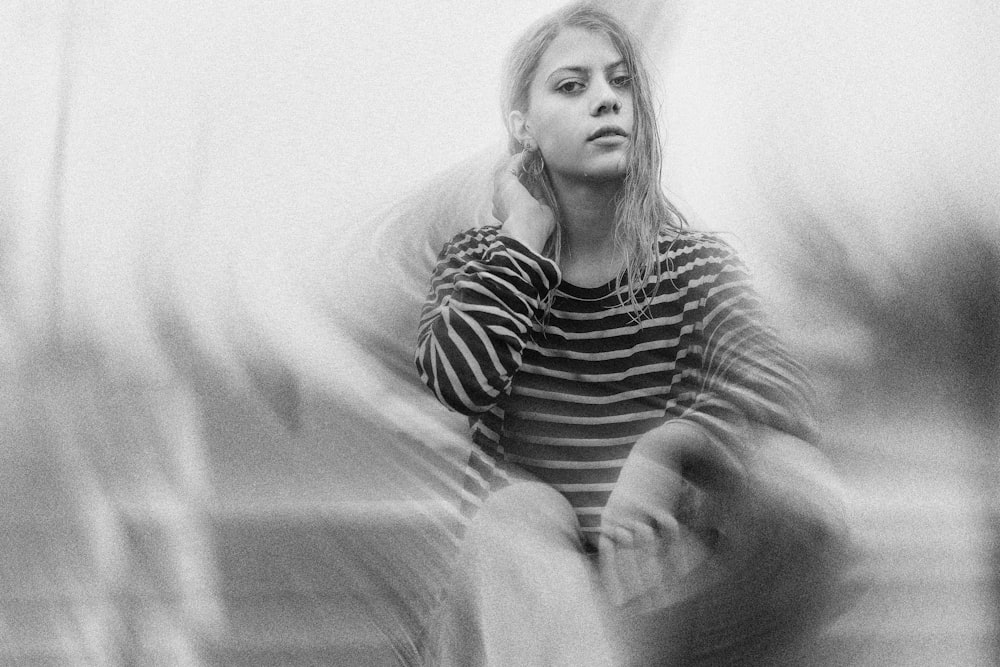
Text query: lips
587 126 628 141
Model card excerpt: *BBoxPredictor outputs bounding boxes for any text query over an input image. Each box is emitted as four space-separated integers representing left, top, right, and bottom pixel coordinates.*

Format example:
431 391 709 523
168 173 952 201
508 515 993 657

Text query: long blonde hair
501 2 687 315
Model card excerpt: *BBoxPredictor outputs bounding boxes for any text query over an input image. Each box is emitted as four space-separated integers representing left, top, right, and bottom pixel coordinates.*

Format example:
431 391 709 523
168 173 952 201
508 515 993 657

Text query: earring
522 142 545 177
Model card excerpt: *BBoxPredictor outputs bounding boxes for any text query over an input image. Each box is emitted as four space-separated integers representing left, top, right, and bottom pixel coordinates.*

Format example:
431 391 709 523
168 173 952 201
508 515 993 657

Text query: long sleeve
675 241 818 449
415 226 560 415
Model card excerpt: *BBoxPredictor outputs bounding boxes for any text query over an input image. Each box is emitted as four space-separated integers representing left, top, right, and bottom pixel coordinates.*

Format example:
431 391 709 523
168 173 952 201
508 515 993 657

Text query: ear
508 110 533 147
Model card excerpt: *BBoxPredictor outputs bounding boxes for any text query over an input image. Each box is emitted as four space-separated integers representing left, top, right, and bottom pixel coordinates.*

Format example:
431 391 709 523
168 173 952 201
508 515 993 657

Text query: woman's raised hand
492 152 556 254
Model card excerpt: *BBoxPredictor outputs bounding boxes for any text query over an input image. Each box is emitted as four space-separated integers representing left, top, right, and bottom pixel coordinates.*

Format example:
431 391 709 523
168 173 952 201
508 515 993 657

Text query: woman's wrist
500 209 553 255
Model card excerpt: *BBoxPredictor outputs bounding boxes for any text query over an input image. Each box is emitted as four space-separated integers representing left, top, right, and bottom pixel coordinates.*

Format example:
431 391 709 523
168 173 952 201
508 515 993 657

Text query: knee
465 480 581 555
487 480 577 530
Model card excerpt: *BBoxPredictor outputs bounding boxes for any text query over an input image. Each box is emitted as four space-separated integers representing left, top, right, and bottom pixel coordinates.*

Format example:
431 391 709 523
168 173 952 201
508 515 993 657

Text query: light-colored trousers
423 430 856 667
427 463 619 666
424 462 718 666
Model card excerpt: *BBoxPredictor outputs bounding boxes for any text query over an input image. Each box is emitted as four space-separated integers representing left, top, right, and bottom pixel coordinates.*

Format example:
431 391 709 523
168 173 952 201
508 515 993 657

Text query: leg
604 426 857 666
429 466 616 667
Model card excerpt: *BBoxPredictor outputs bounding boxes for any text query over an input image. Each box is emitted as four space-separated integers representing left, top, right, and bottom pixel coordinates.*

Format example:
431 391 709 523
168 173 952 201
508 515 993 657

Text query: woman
415 4 849 665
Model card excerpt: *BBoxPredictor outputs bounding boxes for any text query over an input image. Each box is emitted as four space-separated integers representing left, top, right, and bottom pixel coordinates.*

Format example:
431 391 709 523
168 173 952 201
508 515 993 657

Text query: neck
549 174 625 287
551 174 621 256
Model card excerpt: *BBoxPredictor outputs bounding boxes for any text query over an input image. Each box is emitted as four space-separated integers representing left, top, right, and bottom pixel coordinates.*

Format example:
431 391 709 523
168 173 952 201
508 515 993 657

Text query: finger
608 524 634 548
620 519 673 602
598 535 628 606
629 526 669 611
599 523 643 605
598 532 615 557
491 153 520 191
614 544 645 603
603 513 658 547
650 509 680 542
600 531 669 610
504 151 526 177
629 518 658 549
492 165 518 222
492 153 529 209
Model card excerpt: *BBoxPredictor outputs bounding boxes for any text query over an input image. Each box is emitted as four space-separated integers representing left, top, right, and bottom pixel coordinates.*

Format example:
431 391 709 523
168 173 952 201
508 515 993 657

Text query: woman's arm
677 241 818 449
415 227 559 415
416 152 558 415
602 239 821 546
599 241 853 627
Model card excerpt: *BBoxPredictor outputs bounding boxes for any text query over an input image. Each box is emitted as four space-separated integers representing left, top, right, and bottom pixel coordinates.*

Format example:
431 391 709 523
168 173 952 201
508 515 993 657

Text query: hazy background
2 0 997 664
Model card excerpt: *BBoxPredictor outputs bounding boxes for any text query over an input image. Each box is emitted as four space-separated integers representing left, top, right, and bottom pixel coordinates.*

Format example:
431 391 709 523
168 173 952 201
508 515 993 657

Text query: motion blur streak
1 0 997 664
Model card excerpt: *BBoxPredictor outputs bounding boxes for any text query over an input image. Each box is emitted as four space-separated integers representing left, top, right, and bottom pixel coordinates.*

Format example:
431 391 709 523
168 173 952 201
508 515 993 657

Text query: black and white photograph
1 1 997 665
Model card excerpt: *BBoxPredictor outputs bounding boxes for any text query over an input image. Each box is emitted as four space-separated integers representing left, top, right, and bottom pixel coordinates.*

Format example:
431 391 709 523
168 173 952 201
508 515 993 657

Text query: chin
549 154 628 184
584 155 629 182
580 164 628 183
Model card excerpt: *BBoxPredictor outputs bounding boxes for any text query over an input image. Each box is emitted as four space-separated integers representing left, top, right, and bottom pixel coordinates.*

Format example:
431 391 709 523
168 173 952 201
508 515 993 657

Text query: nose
590 77 622 116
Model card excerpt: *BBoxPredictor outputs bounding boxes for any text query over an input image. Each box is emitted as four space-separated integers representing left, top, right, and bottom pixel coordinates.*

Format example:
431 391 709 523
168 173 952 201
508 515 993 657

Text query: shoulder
658 228 740 262
657 228 748 281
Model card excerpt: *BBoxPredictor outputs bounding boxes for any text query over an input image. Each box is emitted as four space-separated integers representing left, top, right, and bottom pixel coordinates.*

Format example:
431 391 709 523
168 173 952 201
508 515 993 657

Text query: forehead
534 26 623 79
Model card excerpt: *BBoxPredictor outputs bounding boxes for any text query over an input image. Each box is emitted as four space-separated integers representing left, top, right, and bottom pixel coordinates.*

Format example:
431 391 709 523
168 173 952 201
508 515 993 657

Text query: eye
611 74 633 88
556 80 585 94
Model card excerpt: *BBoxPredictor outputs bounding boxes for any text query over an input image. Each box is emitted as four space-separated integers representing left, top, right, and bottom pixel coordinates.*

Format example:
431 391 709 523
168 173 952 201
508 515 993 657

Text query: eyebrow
545 59 626 83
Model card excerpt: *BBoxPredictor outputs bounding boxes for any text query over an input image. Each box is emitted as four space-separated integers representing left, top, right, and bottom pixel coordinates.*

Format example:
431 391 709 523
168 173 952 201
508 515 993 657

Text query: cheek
527 103 573 153
533 117 574 158
537 132 577 167
621 97 636 127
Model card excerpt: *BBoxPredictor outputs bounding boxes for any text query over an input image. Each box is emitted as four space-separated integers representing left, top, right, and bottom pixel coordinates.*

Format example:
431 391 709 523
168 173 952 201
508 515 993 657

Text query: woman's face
518 27 634 184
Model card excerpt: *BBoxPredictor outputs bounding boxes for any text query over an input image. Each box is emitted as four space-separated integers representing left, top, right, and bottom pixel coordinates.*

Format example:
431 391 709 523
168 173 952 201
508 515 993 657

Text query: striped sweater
416 224 815 540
